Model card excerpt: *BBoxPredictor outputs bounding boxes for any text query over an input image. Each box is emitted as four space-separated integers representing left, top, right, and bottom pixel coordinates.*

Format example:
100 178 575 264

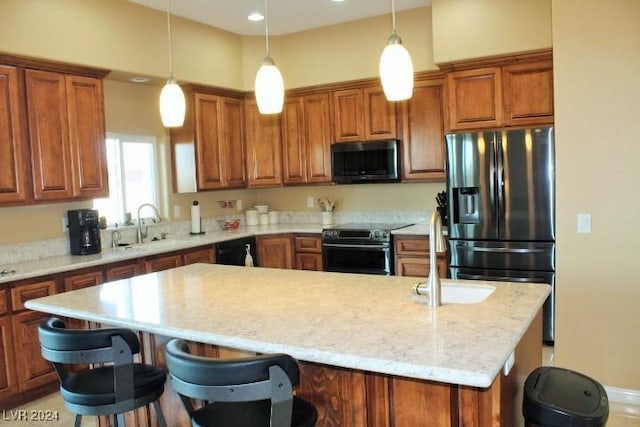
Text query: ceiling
128 0 430 36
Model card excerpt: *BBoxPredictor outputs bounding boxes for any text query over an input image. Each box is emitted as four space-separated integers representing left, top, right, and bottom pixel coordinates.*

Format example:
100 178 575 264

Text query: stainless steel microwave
331 140 401 184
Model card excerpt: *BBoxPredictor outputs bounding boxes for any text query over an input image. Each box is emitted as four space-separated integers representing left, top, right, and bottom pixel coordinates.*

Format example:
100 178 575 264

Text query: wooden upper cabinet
282 93 332 185
172 90 246 192
245 99 283 188
502 60 554 126
363 87 396 140
401 77 447 181
333 87 396 142
282 97 306 184
332 89 364 142
25 69 108 202
66 75 108 199
0 65 30 205
25 69 74 201
447 67 503 131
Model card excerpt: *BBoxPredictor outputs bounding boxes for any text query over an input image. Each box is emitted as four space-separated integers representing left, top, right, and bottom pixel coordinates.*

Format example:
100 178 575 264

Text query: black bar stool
523 366 609 427
165 338 318 427
38 317 167 427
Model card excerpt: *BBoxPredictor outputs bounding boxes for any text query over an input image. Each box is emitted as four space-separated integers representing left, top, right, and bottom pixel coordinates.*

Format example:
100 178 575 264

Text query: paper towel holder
189 200 206 235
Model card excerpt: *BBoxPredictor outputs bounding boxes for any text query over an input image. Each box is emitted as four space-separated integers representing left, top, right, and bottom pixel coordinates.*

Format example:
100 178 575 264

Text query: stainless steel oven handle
457 273 547 283
457 245 545 254
323 243 390 250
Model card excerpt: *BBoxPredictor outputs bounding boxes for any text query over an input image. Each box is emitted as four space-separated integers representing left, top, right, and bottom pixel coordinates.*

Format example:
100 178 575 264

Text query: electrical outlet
62 216 69 232
237 199 243 211
577 213 591 233
307 197 314 208
173 205 181 218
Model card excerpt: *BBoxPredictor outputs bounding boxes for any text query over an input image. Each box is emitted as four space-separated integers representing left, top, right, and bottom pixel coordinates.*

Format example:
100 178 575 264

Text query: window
93 133 159 226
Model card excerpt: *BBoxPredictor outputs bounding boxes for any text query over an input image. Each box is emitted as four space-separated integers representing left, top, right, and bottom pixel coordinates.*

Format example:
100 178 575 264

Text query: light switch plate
62 216 68 232
307 197 314 208
237 200 243 211
173 205 181 218
577 213 591 233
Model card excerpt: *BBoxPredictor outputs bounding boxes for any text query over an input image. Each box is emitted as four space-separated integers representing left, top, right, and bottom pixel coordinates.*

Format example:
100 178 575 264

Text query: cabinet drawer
11 280 57 312
63 270 104 292
184 247 215 265
105 261 143 281
0 289 8 315
396 257 430 278
395 237 429 256
294 236 322 253
145 254 184 273
295 253 323 271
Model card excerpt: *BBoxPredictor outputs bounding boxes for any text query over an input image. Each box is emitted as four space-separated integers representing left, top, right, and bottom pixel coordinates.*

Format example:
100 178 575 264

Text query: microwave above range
331 139 400 184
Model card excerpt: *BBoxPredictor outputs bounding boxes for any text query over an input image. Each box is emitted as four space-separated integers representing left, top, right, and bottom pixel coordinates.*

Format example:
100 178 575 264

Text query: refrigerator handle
456 244 546 254
496 134 506 223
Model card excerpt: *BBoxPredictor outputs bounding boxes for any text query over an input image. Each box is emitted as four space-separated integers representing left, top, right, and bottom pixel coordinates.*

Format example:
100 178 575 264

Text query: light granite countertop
0 223 429 285
26 263 549 388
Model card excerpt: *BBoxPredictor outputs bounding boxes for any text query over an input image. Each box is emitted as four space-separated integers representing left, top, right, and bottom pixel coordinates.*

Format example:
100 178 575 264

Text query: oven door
322 242 392 275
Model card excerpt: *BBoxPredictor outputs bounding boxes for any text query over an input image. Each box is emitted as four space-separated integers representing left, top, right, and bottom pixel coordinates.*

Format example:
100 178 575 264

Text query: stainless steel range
322 223 413 275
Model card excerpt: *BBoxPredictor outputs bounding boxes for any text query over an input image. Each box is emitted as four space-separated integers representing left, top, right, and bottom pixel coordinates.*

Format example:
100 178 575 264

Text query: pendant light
379 0 414 101
255 0 284 114
159 0 186 127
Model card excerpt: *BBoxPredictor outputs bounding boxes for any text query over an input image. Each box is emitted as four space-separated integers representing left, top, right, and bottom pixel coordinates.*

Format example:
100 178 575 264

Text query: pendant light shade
159 0 185 127
255 0 284 114
255 56 284 114
379 0 414 101
160 77 186 127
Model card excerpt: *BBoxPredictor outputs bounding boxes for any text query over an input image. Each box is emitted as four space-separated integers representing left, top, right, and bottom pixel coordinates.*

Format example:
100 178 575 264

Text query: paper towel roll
191 201 201 233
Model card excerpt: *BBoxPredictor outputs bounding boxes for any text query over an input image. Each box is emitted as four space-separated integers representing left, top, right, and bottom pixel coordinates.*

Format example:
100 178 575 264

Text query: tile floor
4 347 639 426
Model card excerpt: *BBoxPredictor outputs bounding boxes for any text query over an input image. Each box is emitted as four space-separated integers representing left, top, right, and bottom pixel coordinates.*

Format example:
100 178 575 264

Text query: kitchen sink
411 284 495 305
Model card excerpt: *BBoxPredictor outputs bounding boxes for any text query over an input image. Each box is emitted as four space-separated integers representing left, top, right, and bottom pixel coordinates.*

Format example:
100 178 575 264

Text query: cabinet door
396 257 429 278
220 97 246 188
304 93 332 183
447 67 502 131
245 100 282 187
257 235 293 269
294 235 322 253
66 75 108 199
0 316 17 402
25 69 74 201
183 247 215 265
295 253 323 271
0 65 30 205
333 89 364 142
502 60 554 126
282 96 307 184
63 270 103 292
12 311 58 391
363 87 396 140
105 261 144 281
10 279 57 312
401 77 446 181
145 254 184 273
194 93 224 190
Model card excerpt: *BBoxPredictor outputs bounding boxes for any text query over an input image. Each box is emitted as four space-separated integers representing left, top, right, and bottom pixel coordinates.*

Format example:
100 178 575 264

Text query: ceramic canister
245 209 259 226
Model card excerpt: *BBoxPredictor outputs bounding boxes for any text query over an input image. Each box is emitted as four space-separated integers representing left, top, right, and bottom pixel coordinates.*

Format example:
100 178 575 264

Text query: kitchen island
25 263 549 427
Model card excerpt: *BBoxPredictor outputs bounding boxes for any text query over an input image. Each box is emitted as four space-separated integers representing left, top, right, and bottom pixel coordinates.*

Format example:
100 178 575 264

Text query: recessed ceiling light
331 0 345 2
247 12 264 22
130 77 150 83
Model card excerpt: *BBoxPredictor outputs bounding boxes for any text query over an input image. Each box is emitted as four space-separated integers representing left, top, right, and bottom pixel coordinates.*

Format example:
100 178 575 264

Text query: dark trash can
523 366 609 427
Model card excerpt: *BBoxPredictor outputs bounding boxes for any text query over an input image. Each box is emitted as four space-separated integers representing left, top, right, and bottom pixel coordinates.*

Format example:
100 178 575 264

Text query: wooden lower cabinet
294 234 323 271
0 315 17 403
105 260 144 281
183 247 215 265
395 236 448 278
145 254 184 273
11 310 58 393
257 234 294 269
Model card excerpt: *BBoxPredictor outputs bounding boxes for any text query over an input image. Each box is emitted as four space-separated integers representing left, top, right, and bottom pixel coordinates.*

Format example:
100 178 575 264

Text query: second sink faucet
426 209 447 307
136 203 161 244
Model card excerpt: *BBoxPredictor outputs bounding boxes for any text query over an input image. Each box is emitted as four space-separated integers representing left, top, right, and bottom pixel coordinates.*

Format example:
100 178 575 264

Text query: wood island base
98 311 541 427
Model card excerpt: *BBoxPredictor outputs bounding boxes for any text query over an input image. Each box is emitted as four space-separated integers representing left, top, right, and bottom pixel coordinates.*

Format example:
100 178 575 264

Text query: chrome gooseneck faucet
136 203 161 244
426 209 447 307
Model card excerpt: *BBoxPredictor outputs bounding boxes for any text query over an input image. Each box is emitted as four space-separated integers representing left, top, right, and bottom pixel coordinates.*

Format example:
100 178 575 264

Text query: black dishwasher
215 236 258 266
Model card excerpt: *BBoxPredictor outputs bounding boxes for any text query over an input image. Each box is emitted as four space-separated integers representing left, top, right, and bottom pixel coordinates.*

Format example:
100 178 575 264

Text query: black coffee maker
68 209 101 255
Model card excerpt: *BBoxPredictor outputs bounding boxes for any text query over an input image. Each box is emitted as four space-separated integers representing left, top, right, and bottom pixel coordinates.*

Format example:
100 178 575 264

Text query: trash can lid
523 367 609 427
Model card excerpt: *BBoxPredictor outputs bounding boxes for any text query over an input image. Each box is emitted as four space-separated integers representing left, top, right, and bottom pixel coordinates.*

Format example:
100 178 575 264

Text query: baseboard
605 385 640 415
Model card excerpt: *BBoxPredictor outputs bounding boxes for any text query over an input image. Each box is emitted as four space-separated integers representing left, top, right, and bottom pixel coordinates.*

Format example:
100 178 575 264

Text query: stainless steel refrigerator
446 127 555 343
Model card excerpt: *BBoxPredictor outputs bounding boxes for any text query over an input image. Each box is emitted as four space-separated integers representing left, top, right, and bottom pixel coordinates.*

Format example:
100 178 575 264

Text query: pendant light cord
166 0 174 77
391 0 397 35
264 0 270 56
